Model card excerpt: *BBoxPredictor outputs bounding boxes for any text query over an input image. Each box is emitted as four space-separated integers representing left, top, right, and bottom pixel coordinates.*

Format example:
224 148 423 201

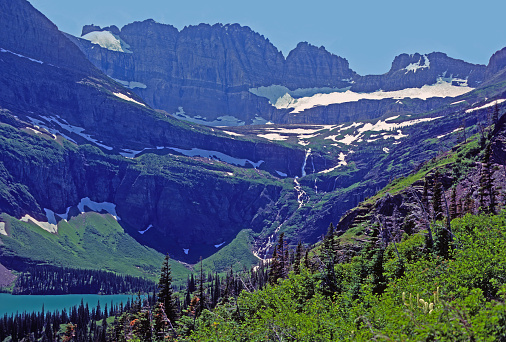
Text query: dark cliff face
0 118 284 262
483 47 506 85
283 42 357 89
71 22 493 126
351 52 485 93
0 0 97 74
0 0 307 178
71 22 364 124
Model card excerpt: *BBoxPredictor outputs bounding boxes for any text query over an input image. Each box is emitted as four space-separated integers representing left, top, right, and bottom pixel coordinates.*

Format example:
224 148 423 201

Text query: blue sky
30 0 506 75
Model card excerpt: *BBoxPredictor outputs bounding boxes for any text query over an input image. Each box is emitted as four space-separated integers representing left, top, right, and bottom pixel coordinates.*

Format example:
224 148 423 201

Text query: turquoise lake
0 293 135 316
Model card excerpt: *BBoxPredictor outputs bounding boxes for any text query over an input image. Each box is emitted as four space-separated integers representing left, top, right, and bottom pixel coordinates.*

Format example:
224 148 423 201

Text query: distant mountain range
68 21 505 126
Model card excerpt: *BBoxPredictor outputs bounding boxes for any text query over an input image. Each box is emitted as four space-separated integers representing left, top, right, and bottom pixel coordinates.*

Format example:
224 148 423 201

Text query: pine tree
157 254 178 323
320 223 340 296
432 171 444 221
293 241 303 275
478 144 498 214
449 186 458 220
268 233 287 285
369 247 386 295
493 101 500 125
422 179 430 213
197 257 207 316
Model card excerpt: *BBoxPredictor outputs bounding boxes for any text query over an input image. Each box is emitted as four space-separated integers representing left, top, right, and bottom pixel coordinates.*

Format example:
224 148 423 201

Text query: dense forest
11 266 155 295
0 294 148 342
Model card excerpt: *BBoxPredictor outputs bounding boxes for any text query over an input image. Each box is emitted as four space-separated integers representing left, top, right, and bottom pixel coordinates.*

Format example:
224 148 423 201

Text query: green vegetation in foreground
187 211 506 341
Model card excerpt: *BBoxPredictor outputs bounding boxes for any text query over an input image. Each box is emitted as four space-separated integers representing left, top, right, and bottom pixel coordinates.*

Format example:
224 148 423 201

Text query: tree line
12 266 155 295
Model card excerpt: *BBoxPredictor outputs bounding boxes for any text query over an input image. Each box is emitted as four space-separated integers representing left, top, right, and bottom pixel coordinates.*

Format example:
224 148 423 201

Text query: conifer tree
157 254 178 323
422 179 430 213
479 144 498 214
269 233 288 285
320 223 339 296
450 186 458 220
432 171 444 221
293 241 303 275
197 257 207 316
493 101 500 125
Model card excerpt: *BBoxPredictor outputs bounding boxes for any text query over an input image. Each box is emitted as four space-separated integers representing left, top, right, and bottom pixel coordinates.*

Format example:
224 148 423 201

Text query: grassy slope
0 213 264 285
0 212 184 282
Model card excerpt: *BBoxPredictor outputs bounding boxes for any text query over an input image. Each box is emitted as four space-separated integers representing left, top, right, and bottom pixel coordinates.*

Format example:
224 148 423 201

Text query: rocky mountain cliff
0 0 308 178
71 22 488 126
2 0 506 273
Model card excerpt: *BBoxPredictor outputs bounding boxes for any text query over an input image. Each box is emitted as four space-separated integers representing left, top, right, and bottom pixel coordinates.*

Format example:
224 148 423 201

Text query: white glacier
81 31 133 53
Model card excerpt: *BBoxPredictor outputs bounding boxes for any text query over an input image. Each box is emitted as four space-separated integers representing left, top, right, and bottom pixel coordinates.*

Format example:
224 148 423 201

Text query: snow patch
451 100 466 105
1 47 43 64
405 55 430 73
257 133 289 141
465 99 506 113
325 116 441 145
119 149 144 158
223 131 244 137
259 81 473 114
20 215 58 234
251 116 273 125
82 31 132 53
56 207 71 221
167 147 264 168
139 225 153 235
77 197 120 221
249 85 350 104
40 116 113 150
0 222 6 236
113 93 146 107
44 209 58 225
383 147 390 154
276 170 288 177
183 248 189 255
437 127 463 139
320 152 347 174
214 242 225 248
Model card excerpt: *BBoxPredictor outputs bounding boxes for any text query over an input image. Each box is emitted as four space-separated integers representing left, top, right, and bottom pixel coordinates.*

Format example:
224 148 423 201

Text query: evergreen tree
157 254 178 323
369 246 386 295
269 233 288 285
197 257 207 316
493 101 500 125
450 186 458 220
293 241 303 275
479 144 498 214
320 223 340 296
421 179 430 213
432 171 444 222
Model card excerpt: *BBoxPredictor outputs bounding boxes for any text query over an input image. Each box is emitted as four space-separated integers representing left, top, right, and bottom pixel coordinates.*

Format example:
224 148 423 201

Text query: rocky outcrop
0 0 97 74
0 0 309 178
351 52 485 93
0 117 285 262
71 22 490 126
283 42 357 89
483 47 506 84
